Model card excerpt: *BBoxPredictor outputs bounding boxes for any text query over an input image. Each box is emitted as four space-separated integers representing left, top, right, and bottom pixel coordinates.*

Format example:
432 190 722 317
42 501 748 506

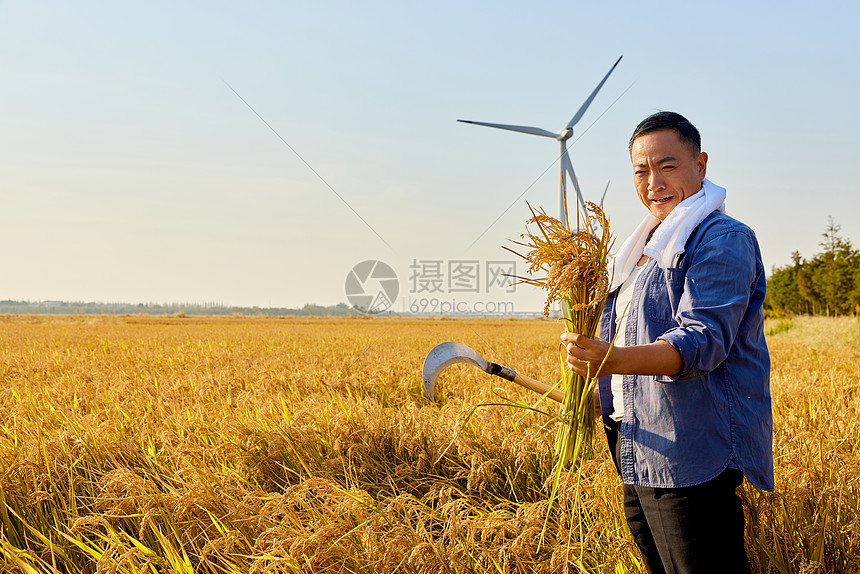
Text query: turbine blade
562 146 589 228
600 180 610 208
565 55 622 130
457 120 558 139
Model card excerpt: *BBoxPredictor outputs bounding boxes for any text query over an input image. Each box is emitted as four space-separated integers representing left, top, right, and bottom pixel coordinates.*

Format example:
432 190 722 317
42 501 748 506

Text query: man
561 111 773 574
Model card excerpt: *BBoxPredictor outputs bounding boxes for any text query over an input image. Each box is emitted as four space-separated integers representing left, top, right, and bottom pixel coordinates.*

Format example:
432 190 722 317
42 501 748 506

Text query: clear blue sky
1 1 858 311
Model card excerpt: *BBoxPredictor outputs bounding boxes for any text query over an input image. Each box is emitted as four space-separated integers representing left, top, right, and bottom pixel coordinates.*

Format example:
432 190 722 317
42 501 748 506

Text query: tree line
765 218 860 316
0 300 362 317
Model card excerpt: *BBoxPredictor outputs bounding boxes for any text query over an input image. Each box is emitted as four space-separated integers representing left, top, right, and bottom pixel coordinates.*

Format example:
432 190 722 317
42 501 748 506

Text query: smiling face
630 129 708 221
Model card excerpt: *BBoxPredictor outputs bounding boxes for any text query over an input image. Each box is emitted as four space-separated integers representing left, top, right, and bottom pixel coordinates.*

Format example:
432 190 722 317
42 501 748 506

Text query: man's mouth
651 196 674 204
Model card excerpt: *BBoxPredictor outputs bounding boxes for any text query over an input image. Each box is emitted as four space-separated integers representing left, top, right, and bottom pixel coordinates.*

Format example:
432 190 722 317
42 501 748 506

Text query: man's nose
649 171 666 191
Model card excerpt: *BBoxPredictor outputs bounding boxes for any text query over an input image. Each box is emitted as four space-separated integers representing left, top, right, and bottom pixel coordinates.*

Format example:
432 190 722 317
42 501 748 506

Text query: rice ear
505 201 614 551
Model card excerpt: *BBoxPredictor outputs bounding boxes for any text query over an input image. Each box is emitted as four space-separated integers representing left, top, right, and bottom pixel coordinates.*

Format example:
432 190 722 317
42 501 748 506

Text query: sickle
421 341 563 403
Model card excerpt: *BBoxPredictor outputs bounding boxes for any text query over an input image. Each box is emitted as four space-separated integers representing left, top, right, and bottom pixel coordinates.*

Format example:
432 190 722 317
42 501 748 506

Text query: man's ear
696 151 708 180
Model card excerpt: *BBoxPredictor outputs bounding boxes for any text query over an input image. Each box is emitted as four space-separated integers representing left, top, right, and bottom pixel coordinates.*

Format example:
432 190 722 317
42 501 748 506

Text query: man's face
630 129 708 221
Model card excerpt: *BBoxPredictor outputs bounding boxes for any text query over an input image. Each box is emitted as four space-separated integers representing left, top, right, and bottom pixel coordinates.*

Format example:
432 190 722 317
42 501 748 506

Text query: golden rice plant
505 202 613 548
0 315 858 572
506 202 612 470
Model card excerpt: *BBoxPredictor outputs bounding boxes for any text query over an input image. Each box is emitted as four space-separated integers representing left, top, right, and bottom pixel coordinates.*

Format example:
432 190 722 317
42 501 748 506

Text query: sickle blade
421 341 490 401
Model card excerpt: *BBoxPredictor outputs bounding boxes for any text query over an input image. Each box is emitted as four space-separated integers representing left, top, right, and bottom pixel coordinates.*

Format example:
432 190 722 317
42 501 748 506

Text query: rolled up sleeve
657 230 759 381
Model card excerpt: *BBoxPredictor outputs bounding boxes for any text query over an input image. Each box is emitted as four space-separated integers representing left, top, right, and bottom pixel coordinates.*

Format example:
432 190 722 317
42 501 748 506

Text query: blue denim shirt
599 211 774 491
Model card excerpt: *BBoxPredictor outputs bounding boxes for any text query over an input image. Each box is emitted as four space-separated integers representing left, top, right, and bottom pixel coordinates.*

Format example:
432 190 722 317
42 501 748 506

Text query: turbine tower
458 56 622 230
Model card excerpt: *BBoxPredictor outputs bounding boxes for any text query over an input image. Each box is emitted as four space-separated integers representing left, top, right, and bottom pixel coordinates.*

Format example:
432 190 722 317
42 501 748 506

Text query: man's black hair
629 111 701 153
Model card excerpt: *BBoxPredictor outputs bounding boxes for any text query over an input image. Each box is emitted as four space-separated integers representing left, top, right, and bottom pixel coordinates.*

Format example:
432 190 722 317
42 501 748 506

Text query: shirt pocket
663 267 685 288
645 267 677 327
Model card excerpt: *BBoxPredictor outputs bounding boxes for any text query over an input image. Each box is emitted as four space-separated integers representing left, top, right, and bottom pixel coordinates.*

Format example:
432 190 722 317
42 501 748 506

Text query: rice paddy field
0 314 857 573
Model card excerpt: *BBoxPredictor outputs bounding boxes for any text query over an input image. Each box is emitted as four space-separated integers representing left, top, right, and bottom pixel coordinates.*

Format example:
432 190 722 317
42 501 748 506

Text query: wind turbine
458 56 622 230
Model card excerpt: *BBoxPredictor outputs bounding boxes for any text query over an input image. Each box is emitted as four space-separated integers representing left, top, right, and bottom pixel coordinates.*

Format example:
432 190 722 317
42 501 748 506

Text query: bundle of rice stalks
505 201 613 544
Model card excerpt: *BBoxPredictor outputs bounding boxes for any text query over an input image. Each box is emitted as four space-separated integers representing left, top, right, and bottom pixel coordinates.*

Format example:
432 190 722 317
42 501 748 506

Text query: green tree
766 218 860 316
809 218 859 315
765 252 806 315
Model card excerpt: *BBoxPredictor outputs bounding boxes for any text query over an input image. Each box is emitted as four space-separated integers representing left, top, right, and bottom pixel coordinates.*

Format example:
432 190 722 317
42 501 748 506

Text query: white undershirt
609 262 644 422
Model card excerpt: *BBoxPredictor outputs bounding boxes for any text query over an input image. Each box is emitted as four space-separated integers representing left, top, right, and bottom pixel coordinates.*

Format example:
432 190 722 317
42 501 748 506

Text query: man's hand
561 332 684 379
561 332 612 378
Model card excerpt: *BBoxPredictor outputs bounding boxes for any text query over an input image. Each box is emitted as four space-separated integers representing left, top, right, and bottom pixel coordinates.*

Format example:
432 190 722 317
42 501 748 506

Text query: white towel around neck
608 179 726 291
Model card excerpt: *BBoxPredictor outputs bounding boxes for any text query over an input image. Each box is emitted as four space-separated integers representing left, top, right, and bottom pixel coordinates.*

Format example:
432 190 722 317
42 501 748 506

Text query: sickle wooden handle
488 362 564 403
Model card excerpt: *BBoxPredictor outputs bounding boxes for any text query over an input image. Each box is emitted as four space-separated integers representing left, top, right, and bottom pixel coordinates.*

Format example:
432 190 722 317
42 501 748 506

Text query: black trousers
606 425 751 574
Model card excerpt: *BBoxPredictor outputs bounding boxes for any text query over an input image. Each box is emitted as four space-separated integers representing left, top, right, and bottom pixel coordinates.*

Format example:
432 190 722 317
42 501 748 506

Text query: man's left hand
560 333 612 378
